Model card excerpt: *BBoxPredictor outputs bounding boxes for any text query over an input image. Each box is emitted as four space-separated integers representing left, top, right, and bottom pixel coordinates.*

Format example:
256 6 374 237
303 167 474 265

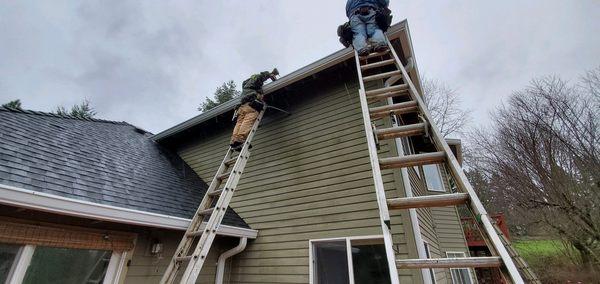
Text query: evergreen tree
54 100 97 119
199 80 241 112
2 99 22 109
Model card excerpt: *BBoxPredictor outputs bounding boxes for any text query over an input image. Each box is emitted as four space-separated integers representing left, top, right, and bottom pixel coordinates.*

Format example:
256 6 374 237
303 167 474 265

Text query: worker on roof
346 0 390 56
230 68 279 150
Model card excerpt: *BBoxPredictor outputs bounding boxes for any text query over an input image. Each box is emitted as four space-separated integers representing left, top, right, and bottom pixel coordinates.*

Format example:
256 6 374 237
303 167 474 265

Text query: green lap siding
178 79 419 283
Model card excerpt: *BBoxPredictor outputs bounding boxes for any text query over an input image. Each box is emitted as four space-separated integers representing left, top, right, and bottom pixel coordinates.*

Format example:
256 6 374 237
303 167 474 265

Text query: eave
152 19 422 142
0 183 258 239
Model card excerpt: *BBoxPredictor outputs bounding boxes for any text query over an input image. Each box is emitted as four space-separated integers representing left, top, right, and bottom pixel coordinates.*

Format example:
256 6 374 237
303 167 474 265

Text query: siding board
178 80 416 283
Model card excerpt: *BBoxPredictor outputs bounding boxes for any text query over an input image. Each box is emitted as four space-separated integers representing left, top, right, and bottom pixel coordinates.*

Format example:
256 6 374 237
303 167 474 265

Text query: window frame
422 241 437 284
423 164 446 192
2 244 128 284
309 235 386 284
445 251 475 284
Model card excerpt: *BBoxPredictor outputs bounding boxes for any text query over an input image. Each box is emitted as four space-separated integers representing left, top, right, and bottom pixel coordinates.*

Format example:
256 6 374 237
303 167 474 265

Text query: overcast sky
1 1 598 134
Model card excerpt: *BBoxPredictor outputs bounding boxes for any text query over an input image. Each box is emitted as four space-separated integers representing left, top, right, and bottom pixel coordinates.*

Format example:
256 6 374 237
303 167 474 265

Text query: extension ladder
160 107 266 284
493 224 541 283
353 38 527 283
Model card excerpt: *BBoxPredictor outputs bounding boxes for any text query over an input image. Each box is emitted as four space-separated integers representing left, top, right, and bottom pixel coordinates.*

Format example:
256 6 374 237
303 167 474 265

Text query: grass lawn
513 239 564 265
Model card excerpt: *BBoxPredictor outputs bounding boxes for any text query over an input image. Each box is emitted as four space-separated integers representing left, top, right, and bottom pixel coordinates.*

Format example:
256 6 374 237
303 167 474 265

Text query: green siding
178 80 418 283
126 232 223 284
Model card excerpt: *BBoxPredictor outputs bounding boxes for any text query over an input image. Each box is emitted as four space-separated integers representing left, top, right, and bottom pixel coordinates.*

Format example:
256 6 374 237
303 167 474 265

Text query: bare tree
421 77 470 137
468 71 600 268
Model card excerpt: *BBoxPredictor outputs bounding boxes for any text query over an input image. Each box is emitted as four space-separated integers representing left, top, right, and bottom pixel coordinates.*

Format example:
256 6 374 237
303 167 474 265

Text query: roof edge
0 183 258 238
152 20 410 142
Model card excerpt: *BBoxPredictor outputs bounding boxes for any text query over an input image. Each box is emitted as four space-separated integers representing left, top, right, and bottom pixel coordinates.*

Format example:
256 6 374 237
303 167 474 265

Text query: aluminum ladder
353 38 526 284
493 224 541 283
160 106 266 284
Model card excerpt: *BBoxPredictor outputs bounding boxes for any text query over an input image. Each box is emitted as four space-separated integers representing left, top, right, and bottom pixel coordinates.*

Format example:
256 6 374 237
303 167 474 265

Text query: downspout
215 237 247 284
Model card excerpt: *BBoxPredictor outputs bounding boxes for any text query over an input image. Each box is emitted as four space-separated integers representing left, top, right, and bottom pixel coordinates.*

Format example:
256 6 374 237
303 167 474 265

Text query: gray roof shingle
0 107 249 228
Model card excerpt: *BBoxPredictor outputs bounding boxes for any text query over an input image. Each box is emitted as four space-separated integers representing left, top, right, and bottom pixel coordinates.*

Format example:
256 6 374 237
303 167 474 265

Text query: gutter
215 237 247 284
0 183 258 239
151 20 409 142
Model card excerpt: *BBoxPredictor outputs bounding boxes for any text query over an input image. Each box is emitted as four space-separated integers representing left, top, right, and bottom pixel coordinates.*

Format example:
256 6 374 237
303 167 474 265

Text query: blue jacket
346 0 389 17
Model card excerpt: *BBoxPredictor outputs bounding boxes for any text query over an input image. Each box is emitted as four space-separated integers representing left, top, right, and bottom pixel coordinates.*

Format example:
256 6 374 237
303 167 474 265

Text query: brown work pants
230 103 258 144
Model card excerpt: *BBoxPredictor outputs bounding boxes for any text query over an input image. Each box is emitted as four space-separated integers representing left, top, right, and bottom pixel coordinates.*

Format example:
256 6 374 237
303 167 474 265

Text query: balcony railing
462 213 510 247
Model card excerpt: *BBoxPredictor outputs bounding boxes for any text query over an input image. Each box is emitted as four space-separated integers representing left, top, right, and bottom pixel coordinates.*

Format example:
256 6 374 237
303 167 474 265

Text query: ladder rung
208 189 223 197
369 101 417 114
379 152 446 169
186 230 204 238
367 91 411 103
361 59 396 71
224 157 238 166
217 171 231 180
365 50 390 59
369 101 419 119
175 256 193 262
363 70 402 82
387 193 469 210
197 208 215 216
396 257 502 269
365 84 408 97
375 123 426 140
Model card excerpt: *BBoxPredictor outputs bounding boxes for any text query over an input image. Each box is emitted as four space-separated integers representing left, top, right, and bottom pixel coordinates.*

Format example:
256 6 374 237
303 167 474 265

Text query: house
0 20 476 283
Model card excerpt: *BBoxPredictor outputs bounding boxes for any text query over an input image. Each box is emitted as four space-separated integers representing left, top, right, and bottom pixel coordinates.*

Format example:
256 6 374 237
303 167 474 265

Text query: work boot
230 141 242 149
373 44 389 53
358 47 371 57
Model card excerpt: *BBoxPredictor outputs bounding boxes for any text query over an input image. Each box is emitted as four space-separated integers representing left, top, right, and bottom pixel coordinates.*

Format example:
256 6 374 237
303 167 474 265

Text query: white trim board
0 183 258 239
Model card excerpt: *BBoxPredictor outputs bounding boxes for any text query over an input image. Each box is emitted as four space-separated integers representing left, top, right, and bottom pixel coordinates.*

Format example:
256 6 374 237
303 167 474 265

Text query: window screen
0 243 21 283
423 164 445 192
313 241 350 284
446 252 474 284
22 246 112 284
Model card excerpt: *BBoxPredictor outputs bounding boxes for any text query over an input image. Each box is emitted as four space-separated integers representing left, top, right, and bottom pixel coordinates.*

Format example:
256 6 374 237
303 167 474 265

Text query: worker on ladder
346 0 391 56
230 68 279 150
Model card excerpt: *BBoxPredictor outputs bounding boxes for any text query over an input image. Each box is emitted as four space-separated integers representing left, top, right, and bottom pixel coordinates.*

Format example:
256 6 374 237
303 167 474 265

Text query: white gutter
215 237 247 284
0 183 258 239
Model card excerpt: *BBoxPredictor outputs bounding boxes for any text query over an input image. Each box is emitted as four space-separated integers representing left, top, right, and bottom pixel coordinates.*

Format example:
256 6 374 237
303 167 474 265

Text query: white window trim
423 164 446 192
308 235 384 284
3 244 128 284
445 251 475 284
422 241 437 284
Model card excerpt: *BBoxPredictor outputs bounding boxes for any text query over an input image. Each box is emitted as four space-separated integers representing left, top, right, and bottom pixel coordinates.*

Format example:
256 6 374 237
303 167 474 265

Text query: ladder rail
354 50 401 284
384 40 525 284
160 108 266 284
385 95 433 283
180 109 265 284
161 146 235 284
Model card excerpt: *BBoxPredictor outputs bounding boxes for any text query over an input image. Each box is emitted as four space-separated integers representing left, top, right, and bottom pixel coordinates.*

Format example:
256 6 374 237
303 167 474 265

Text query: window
422 242 437 284
22 247 112 284
423 164 445 192
399 137 421 178
313 241 350 283
1 244 124 284
310 236 391 284
446 252 474 284
0 243 21 282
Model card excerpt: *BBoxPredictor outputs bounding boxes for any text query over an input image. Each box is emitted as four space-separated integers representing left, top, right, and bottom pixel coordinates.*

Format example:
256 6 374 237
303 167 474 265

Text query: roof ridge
0 106 129 126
